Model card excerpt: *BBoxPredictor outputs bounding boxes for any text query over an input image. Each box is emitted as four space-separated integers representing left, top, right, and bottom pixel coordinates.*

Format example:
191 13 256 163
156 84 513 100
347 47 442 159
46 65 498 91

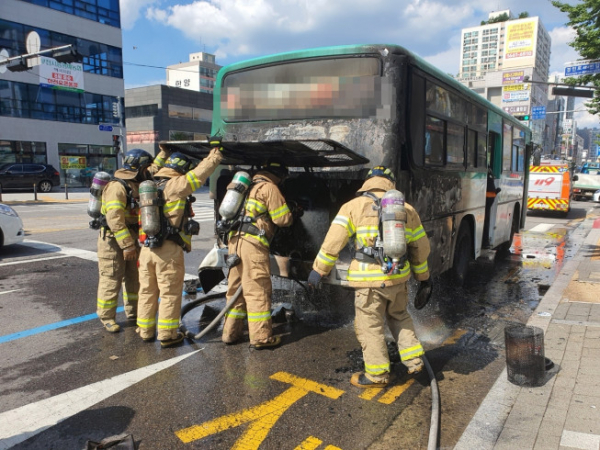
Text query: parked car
593 190 600 202
0 163 61 192
0 203 24 248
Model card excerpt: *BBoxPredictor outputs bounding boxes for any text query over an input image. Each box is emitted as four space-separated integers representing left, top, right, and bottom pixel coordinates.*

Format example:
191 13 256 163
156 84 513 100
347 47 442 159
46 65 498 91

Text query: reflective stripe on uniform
365 362 390 375
158 318 179 330
225 308 247 319
406 224 426 243
114 228 132 243
186 171 201 191
332 215 356 237
347 263 410 282
97 298 117 309
137 317 156 328
270 204 290 220
123 292 138 302
246 199 267 215
316 249 337 267
399 344 425 361
164 199 186 214
102 200 125 215
412 260 429 274
356 225 379 247
247 310 271 322
244 232 270 247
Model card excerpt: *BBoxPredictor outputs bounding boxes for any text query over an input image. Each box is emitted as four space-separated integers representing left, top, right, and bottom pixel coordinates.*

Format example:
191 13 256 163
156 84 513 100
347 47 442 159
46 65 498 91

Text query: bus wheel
498 207 519 255
451 224 472 287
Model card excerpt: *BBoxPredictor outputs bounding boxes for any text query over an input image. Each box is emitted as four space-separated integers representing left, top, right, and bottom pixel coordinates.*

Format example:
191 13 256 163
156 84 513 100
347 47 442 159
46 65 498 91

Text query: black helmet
366 165 396 183
264 159 288 179
164 152 193 174
123 149 152 172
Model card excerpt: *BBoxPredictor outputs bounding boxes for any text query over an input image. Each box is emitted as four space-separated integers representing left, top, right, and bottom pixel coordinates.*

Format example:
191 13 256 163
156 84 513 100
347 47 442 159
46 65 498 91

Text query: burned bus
162 44 532 291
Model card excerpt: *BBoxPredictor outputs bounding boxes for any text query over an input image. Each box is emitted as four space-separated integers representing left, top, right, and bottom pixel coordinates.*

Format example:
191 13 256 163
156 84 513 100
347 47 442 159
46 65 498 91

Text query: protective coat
222 171 293 345
312 176 430 380
137 149 222 341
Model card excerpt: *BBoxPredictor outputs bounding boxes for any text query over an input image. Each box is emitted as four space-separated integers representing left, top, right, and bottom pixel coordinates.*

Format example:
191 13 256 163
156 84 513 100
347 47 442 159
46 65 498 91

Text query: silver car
0 203 24 248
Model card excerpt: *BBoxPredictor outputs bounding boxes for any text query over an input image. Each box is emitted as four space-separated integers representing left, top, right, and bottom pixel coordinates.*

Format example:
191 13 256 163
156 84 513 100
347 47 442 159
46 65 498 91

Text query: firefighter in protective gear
222 160 294 349
137 148 222 347
96 148 167 333
308 166 431 387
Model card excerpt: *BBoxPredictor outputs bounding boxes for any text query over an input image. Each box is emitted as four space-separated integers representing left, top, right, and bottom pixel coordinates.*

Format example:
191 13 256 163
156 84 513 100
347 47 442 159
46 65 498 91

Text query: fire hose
179 285 243 341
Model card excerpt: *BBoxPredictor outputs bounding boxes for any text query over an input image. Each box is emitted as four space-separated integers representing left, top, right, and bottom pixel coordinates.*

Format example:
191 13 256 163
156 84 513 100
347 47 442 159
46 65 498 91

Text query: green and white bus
164 44 532 287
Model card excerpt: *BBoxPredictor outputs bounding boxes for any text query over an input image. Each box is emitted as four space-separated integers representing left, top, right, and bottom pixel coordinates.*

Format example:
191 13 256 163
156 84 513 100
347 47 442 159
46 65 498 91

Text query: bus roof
215 43 531 133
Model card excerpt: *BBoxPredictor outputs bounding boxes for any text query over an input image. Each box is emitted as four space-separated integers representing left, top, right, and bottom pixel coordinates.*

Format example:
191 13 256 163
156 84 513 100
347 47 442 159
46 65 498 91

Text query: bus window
467 129 476 168
518 146 525 172
502 122 512 172
477 133 487 168
425 115 444 166
447 123 465 166
512 145 518 171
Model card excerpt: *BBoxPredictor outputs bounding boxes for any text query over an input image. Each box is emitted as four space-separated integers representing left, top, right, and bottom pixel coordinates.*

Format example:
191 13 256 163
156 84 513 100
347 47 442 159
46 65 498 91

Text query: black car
0 163 61 193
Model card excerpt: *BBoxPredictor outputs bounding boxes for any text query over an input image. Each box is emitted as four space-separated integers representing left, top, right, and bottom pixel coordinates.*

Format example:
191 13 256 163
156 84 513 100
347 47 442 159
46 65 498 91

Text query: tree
552 0 600 115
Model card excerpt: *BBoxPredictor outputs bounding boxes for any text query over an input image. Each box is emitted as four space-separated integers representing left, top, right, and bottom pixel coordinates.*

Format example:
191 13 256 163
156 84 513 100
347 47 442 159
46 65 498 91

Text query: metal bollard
33 183 37 201
65 183 69 200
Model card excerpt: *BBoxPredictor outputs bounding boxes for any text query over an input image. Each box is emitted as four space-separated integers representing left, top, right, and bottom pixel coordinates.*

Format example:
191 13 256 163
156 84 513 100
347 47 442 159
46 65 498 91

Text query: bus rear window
221 57 389 121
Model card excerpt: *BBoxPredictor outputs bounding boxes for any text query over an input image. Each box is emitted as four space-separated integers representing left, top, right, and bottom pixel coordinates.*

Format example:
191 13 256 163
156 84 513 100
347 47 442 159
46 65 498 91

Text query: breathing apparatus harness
351 191 408 276
89 178 138 239
142 178 199 250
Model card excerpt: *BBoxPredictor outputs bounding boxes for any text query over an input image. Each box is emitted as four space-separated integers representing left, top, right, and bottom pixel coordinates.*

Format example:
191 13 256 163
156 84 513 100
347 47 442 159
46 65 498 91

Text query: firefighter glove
123 246 137 261
209 135 224 152
307 270 322 294
414 278 433 310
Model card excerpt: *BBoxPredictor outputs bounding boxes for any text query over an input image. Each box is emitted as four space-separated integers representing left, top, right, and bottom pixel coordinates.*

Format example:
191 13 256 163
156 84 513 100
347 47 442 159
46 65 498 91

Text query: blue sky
119 0 598 128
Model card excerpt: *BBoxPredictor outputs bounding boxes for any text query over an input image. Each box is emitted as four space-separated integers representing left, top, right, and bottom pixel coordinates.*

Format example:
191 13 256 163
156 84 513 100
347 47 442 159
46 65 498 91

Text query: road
0 195 598 449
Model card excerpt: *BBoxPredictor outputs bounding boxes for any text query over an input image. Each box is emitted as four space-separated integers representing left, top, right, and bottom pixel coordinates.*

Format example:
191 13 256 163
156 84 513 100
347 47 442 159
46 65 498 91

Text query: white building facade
166 52 221 94
0 0 124 187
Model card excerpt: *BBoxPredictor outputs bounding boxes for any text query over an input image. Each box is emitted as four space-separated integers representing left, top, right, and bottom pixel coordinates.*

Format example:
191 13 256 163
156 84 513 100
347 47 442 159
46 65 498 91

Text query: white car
0 203 24 248
594 190 600 202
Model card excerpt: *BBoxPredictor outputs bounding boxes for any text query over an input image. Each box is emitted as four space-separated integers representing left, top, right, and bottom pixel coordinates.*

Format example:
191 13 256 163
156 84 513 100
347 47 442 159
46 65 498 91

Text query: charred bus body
162 44 532 290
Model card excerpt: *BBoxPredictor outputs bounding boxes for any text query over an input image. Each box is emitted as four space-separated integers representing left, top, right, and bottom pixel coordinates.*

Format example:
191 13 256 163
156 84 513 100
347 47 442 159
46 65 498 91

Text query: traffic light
514 114 530 121
112 135 120 150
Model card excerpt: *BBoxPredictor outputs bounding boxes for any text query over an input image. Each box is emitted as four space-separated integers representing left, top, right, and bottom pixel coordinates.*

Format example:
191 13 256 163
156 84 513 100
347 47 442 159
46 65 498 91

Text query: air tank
139 180 161 236
380 189 407 262
218 171 251 220
87 171 111 218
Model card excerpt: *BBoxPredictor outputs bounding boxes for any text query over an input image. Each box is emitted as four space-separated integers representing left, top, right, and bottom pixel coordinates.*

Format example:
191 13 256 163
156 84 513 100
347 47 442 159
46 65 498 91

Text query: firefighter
221 160 294 349
137 147 222 347
96 148 164 333
307 166 432 387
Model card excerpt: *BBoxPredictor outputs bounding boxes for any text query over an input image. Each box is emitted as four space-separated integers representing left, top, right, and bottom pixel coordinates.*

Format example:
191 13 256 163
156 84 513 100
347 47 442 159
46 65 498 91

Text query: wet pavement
0 198 598 449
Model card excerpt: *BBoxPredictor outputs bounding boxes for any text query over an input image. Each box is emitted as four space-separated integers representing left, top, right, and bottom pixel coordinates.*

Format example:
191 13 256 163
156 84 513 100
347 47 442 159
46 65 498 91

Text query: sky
119 0 599 128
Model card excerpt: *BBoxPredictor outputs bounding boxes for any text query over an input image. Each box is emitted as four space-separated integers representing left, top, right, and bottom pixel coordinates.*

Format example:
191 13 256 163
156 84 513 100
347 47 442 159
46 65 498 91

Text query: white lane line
0 349 202 449
0 289 22 295
560 430 600 450
530 223 555 233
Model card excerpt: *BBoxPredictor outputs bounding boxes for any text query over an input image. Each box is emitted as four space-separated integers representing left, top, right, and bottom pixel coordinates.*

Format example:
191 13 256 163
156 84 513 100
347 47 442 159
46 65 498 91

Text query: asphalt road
0 196 598 449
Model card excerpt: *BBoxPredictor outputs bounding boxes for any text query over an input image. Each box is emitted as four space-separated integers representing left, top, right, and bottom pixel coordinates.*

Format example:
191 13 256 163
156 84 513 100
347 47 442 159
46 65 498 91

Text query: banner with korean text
39 56 84 93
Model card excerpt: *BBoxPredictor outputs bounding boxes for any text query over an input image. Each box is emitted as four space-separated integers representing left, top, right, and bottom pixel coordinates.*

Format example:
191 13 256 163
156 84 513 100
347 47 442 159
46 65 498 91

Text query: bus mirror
573 175 579 181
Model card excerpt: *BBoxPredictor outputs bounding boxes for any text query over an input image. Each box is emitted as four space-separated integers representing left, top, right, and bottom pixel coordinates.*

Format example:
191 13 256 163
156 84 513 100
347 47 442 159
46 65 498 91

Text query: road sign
532 106 546 120
564 62 600 77
98 124 113 132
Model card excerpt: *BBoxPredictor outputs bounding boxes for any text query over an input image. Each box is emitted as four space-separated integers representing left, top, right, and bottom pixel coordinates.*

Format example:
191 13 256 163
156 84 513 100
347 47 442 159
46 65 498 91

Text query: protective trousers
354 283 424 381
137 240 185 341
222 236 273 345
96 233 139 323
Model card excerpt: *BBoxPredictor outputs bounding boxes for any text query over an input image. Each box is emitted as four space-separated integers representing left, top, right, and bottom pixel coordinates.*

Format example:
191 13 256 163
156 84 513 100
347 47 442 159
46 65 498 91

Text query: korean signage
564 62 600 77
532 106 546 120
503 105 529 115
60 156 86 169
39 56 84 92
502 70 525 85
503 19 537 69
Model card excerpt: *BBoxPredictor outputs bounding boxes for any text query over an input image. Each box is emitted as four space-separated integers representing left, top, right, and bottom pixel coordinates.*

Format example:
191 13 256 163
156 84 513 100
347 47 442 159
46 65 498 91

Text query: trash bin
504 324 546 387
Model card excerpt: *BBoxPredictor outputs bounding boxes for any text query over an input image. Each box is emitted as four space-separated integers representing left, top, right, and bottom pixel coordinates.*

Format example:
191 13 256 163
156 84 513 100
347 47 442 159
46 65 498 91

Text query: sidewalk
456 221 600 450
0 187 89 204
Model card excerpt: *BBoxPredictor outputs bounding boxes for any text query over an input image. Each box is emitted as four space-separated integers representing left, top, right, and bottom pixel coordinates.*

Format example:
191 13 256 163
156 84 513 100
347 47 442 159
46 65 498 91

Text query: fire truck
527 162 576 216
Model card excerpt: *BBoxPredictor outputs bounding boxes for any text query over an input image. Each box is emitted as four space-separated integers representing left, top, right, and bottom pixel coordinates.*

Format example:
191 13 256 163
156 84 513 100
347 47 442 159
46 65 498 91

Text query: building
125 84 213 156
0 0 124 187
166 52 221 94
457 10 552 146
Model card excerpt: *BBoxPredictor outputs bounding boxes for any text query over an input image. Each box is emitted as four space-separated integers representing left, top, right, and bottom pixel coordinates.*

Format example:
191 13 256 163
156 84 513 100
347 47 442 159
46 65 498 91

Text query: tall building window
19 0 121 28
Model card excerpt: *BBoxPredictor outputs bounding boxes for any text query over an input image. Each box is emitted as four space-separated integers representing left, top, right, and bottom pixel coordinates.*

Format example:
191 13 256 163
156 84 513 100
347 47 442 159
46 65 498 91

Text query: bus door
483 131 501 247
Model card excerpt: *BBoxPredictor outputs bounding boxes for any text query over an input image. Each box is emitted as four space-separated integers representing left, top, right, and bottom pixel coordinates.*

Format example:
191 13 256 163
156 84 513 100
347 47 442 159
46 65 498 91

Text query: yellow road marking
175 371 344 448
377 379 415 405
295 436 323 450
358 388 383 400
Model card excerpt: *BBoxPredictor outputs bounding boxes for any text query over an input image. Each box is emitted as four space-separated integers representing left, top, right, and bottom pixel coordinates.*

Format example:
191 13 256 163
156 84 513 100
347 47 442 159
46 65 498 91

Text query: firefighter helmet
264 159 288 179
366 166 396 183
123 149 153 172
165 152 193 174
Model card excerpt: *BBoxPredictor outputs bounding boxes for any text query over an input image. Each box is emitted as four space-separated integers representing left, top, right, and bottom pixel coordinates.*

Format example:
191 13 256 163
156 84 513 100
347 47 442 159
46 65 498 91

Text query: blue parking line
0 307 125 344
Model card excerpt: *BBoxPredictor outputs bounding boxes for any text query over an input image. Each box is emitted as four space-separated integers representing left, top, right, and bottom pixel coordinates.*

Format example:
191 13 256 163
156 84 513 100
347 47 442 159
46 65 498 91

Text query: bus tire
451 223 472 287
498 206 520 255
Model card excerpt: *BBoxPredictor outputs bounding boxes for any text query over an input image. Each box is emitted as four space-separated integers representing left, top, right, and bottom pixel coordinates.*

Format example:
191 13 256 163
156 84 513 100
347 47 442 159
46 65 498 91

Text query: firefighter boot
160 332 185 348
350 372 389 388
406 357 424 375
103 320 121 333
250 335 281 350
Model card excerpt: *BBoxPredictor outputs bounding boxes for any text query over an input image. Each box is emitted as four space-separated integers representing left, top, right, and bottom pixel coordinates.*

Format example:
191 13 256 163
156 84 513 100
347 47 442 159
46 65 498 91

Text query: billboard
38 56 84 92
502 19 537 69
